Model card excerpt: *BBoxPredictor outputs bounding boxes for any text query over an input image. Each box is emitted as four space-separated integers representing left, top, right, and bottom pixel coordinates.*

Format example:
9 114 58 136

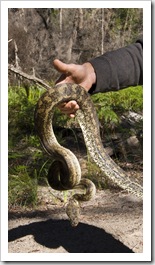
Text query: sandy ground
8 186 143 254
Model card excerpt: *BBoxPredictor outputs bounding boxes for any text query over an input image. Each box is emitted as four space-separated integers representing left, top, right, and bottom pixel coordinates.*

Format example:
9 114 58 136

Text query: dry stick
8 64 51 90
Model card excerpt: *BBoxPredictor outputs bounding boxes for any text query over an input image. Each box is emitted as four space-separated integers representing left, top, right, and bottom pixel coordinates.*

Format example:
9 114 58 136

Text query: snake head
66 198 80 227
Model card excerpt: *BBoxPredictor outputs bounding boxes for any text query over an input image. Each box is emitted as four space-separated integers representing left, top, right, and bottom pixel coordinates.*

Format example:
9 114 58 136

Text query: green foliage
8 86 43 142
8 86 45 207
92 86 143 131
8 166 38 207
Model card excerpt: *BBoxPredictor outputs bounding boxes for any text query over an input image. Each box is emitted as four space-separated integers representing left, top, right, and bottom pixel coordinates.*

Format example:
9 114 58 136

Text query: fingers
58 100 79 118
53 59 80 118
55 73 67 84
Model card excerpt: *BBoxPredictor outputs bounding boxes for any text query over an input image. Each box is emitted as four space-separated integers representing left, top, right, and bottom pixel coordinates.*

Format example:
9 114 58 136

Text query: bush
92 86 143 134
8 166 38 207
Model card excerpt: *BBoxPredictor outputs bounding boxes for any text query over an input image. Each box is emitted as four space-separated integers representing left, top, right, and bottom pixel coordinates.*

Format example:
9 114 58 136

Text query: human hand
53 59 96 117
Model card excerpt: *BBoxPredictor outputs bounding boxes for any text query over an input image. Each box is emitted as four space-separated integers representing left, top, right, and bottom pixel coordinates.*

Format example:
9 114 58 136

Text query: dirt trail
8 187 143 253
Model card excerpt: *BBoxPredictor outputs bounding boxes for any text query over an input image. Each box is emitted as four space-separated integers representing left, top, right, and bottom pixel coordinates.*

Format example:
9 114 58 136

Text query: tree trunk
59 8 62 37
101 8 104 54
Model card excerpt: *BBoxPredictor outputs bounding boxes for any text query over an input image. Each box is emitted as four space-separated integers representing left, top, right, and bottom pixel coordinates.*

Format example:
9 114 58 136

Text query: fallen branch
8 64 51 90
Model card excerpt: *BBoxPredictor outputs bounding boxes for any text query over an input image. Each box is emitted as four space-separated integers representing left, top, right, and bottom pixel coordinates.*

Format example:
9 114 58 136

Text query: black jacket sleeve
89 36 143 94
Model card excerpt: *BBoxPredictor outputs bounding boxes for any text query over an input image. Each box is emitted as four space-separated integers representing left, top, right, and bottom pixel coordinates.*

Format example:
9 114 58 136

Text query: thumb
53 59 71 74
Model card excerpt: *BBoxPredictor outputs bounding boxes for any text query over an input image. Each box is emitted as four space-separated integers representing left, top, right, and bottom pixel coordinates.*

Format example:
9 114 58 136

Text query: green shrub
8 86 42 141
8 166 38 207
92 85 143 130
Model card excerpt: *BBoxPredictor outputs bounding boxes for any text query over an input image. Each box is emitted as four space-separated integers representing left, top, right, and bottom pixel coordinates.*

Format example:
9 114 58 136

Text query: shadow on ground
8 219 133 253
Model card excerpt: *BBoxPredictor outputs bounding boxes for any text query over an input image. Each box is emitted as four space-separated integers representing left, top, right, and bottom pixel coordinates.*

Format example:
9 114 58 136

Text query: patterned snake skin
35 83 143 226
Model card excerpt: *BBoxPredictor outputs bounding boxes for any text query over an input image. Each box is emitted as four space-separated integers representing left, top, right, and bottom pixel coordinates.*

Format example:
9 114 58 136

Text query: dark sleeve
89 37 143 94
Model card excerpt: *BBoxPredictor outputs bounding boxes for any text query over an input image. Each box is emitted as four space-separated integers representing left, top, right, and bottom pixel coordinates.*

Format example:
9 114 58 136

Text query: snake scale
35 83 143 226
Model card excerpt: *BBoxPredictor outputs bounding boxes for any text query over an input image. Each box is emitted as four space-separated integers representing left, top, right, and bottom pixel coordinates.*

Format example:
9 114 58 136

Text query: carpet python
34 83 143 226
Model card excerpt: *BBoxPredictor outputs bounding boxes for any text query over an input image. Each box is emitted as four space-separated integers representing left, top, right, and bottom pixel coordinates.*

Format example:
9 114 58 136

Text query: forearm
89 38 143 94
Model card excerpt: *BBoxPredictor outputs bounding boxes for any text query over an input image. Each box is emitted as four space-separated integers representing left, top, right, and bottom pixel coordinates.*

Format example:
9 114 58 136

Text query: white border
1 1 150 9
1 1 151 262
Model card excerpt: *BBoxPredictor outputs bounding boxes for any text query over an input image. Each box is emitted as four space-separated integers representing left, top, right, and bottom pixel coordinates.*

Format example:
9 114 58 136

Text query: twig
8 64 51 90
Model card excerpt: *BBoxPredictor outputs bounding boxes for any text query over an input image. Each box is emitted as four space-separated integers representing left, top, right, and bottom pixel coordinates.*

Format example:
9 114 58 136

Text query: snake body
35 83 143 226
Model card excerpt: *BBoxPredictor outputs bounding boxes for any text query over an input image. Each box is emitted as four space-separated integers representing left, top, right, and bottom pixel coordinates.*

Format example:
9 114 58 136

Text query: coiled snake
35 83 143 226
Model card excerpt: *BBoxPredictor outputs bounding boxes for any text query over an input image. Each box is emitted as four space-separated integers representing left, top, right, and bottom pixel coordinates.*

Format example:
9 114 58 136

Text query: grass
8 170 38 208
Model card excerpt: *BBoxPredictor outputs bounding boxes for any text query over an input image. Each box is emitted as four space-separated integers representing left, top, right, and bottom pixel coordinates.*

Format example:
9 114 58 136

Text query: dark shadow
8 219 134 253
